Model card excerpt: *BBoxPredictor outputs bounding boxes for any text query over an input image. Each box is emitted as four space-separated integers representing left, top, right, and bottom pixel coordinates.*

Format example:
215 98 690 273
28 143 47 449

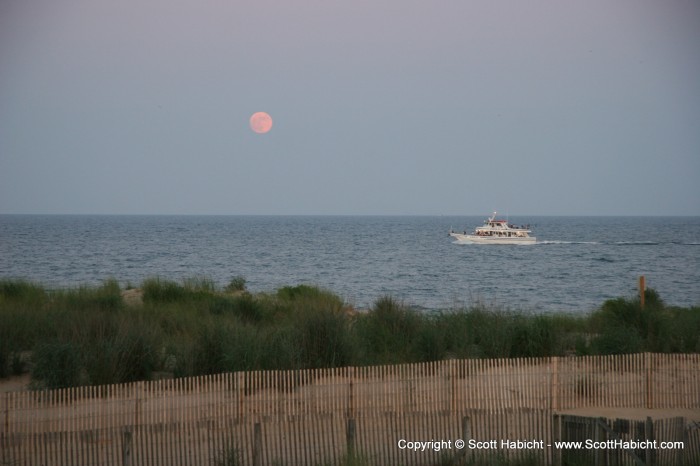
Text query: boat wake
537 240 673 246
537 240 599 245
613 241 659 246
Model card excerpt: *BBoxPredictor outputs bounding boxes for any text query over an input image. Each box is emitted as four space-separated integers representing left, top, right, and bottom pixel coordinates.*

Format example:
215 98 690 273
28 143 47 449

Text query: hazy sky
1 0 699 215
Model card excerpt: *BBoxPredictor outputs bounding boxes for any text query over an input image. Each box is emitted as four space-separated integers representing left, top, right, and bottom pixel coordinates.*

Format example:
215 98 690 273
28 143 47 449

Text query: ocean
1 215 698 313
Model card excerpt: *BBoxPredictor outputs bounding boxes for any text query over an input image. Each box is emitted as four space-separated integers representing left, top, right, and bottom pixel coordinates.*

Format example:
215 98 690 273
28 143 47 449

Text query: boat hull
449 232 536 245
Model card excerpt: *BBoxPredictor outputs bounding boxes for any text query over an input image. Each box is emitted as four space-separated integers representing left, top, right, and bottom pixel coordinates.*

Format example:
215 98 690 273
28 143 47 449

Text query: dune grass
0 277 698 389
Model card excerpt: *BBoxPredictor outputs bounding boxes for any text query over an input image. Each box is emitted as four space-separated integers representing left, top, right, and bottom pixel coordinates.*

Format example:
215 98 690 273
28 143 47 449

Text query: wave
537 241 599 245
538 240 666 246
612 241 659 246
594 257 615 263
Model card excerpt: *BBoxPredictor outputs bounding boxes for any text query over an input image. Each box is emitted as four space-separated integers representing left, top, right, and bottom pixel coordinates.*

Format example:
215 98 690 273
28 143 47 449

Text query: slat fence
1 353 698 465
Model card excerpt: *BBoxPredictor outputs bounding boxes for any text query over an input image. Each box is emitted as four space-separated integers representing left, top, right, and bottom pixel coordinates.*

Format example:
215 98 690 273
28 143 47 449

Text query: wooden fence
553 415 700 466
1 353 699 465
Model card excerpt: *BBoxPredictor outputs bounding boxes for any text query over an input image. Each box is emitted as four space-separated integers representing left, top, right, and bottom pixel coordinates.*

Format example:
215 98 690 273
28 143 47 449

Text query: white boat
449 212 536 244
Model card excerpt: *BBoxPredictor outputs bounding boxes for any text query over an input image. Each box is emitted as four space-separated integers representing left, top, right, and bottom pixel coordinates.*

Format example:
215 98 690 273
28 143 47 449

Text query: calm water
1 215 699 313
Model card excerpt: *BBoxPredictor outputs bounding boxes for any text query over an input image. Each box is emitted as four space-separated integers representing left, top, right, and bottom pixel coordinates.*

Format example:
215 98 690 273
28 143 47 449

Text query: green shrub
415 316 448 362
0 337 8 379
11 352 26 375
592 289 664 331
431 310 481 359
256 326 302 370
0 276 695 389
225 276 247 293
82 322 158 385
195 328 228 376
183 323 234 376
230 294 265 323
294 306 353 369
0 279 46 302
223 325 265 372
142 278 189 303
182 276 217 293
467 308 516 359
32 341 83 389
52 279 123 312
510 315 559 358
276 284 344 309
355 296 421 364
665 306 700 352
591 325 644 355
207 295 237 315
589 288 677 353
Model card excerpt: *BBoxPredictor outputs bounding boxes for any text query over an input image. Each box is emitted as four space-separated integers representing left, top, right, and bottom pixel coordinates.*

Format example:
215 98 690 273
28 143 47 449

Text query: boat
449 212 536 244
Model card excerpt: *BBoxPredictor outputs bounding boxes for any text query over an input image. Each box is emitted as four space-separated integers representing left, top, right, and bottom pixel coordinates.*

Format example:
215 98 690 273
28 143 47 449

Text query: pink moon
250 112 273 134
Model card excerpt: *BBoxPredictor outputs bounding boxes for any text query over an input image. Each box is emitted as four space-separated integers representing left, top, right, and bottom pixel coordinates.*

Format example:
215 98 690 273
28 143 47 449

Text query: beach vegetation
0 277 697 388
214 444 241 466
31 341 84 389
355 296 421 364
225 275 247 293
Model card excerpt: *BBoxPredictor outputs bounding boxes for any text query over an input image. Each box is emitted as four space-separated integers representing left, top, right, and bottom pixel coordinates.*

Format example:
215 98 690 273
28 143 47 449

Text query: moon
250 112 273 134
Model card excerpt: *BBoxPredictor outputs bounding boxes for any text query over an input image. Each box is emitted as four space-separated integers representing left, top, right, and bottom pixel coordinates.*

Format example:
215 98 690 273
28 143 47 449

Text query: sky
1 0 699 216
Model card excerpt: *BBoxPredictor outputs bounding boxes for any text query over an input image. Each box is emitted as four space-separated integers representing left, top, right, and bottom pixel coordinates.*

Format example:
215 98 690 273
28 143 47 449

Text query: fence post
252 422 262 466
347 366 355 418
645 353 653 409
3 392 7 435
460 416 472 461
346 418 356 457
1 393 7 466
134 382 143 427
552 414 561 466
450 360 456 413
594 417 607 466
645 417 655 466
551 357 559 411
122 427 132 466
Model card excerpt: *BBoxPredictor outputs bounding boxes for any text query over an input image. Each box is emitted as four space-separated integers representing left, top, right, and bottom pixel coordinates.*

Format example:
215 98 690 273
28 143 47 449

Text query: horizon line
2 212 699 217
